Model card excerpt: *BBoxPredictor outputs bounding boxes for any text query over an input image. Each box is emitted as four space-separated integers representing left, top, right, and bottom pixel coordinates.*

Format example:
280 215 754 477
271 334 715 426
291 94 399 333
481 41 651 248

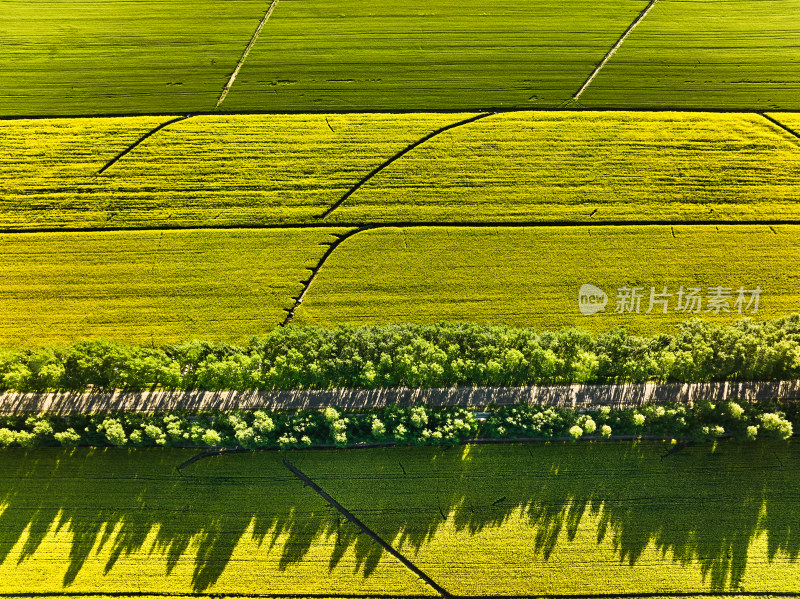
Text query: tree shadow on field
0 442 797 594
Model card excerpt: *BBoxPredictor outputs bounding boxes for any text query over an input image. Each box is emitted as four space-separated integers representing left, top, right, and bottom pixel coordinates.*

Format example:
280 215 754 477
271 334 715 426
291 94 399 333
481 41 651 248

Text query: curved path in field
2 379 800 414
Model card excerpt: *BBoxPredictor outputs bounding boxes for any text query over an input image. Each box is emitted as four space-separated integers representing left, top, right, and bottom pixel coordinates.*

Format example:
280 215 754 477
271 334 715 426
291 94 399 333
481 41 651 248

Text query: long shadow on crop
0 441 797 593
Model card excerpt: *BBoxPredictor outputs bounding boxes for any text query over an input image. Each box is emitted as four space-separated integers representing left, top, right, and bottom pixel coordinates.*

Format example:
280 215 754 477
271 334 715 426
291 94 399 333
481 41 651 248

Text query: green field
4 0 799 114
0 1 266 116
0 0 647 115
294 225 800 334
0 442 798 595
3 112 800 231
0 228 348 347
579 0 800 110
222 0 647 112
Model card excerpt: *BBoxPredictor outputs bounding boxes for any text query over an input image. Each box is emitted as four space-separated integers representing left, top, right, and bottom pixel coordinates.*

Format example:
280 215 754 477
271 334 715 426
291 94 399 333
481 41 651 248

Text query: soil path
3 380 800 414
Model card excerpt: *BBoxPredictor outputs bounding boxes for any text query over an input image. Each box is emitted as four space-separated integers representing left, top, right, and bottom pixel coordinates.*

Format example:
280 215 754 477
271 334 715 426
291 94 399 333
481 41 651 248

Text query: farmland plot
0 1 270 117
223 0 651 111
0 443 798 596
0 449 433 596
3 112 800 231
302 442 800 596
0 113 466 230
293 225 800 334
577 0 800 110
0 116 179 230
330 111 800 224
0 228 350 347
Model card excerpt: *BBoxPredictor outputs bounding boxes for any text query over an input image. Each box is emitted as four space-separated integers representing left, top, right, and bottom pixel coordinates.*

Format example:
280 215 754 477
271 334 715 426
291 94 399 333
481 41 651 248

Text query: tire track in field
759 112 800 144
319 112 497 219
282 227 364 326
97 115 190 174
283 458 453 599
216 0 281 107
573 0 659 100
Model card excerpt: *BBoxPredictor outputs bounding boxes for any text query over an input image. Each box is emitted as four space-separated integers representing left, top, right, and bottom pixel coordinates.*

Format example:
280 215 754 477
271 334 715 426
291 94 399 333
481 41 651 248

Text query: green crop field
0 1 267 116
0 228 349 347
578 0 800 110
222 0 647 112
3 111 800 232
293 225 800 334
3 0 800 116
0 0 652 115
0 442 798 596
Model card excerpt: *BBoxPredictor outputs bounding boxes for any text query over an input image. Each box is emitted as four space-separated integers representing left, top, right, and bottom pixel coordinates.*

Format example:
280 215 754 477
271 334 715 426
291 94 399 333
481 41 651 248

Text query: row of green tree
3 316 800 391
0 401 794 450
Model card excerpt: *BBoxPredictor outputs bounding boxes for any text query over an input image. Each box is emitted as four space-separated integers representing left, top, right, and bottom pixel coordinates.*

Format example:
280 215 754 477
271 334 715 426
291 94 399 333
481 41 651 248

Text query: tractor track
319 112 497 219
97 115 191 174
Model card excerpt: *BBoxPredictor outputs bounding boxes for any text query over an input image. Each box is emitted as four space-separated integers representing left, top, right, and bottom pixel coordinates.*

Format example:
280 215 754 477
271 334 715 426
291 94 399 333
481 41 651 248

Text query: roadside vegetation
0 401 794 451
4 317 800 391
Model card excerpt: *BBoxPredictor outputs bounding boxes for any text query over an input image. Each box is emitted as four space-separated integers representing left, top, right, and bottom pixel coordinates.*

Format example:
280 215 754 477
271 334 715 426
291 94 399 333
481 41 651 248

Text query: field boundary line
283 458 453 599
281 227 364 326
0 594 435 599
97 116 190 175
8 107 800 122
319 112 497 219
4 220 800 236
216 0 280 107
4 592 800 599
573 0 659 99
4 108 800 121
760 112 800 143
